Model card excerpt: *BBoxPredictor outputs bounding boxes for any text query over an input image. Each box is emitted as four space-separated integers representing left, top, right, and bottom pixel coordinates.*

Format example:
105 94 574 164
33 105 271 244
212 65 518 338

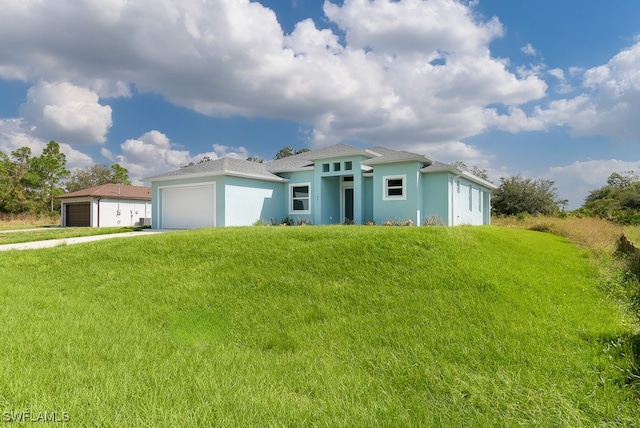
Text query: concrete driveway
0 229 167 252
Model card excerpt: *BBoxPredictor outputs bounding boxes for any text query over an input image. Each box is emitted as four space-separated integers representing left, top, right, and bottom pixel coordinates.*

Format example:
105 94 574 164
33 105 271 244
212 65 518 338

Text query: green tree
582 171 640 224
492 174 566 216
0 152 10 212
66 163 131 193
273 146 309 160
453 161 491 181
30 141 70 212
181 157 216 169
5 147 34 213
109 163 131 185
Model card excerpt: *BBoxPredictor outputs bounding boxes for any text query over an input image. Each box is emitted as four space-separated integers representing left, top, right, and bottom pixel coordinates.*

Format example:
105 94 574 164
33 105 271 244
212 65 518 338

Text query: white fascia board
306 149 371 161
421 166 497 190
145 170 287 183
362 155 432 166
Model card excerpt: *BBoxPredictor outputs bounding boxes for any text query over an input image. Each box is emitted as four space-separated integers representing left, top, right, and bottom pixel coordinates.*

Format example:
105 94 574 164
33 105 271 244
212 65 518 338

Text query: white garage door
161 184 216 229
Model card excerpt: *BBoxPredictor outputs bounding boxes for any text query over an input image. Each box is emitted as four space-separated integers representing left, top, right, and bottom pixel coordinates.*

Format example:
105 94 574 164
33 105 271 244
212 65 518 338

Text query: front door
342 185 354 223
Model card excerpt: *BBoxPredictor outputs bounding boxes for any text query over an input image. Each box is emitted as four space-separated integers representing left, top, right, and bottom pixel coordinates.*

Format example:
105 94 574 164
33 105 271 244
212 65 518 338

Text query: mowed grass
0 226 638 426
0 227 141 245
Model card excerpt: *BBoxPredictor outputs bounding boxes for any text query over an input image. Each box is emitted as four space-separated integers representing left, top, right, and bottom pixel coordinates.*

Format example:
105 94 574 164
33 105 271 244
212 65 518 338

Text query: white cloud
0 0 548 155
497 40 640 141
101 130 249 184
0 118 94 169
521 43 536 56
19 81 113 145
548 159 640 209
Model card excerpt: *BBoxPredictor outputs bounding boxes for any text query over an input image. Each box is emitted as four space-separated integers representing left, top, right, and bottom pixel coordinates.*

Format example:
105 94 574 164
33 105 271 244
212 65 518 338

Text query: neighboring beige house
58 184 151 227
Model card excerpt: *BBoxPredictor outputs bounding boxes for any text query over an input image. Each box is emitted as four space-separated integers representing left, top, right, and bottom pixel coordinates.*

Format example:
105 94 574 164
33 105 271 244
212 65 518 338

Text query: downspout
451 169 464 226
97 198 102 227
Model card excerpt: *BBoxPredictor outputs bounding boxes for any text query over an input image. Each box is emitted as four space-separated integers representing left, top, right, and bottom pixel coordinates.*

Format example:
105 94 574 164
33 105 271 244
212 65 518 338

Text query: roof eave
420 166 497 189
362 155 433 166
144 169 287 183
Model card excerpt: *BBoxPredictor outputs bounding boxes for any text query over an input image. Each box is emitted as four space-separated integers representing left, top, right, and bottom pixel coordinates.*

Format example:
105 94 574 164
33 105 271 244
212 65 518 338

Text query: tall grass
0 212 59 229
0 226 638 426
493 215 624 253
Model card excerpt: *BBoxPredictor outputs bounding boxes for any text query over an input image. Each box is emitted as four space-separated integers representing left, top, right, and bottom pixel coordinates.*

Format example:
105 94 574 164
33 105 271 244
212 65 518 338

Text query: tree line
491 171 640 224
0 141 130 215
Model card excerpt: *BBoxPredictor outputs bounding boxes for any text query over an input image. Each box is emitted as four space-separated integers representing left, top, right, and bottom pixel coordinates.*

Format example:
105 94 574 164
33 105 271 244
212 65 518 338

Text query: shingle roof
266 143 373 173
58 184 151 200
144 143 442 182
362 146 433 165
143 157 286 182
421 162 497 190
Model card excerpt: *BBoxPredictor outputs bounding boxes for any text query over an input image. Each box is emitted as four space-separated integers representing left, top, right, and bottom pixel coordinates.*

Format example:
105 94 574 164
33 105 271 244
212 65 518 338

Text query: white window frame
289 182 311 214
383 175 406 201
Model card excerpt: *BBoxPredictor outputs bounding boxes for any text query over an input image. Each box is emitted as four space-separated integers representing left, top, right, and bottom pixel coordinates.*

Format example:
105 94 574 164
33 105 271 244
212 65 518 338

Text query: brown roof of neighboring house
58 184 151 200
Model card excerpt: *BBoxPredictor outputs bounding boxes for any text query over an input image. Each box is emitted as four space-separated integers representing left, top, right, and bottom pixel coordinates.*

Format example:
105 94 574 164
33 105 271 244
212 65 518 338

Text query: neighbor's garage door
66 203 90 227
161 184 215 229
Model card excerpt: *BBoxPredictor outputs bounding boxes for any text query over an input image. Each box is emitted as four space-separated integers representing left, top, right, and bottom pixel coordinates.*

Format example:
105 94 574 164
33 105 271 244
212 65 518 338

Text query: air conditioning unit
139 217 152 227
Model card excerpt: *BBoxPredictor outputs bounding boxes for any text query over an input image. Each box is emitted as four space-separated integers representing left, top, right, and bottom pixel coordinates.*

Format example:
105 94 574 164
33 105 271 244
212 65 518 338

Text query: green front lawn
0 226 637 426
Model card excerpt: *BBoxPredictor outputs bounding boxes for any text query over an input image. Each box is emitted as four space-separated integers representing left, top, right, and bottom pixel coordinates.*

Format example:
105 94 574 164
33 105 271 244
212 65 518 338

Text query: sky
1 0 640 209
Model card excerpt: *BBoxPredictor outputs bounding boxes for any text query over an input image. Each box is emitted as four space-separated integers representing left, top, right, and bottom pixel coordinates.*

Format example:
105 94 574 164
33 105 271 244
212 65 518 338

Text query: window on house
479 190 483 212
345 161 353 171
290 183 311 214
343 175 354 182
334 162 341 172
322 163 330 172
383 175 406 200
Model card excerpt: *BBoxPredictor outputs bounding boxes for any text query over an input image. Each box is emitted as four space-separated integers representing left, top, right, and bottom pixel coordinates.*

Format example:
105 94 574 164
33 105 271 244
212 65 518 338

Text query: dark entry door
343 187 354 222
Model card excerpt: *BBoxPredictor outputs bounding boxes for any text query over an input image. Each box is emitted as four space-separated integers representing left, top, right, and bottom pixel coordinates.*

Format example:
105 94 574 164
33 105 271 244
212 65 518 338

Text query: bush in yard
492 174 567 216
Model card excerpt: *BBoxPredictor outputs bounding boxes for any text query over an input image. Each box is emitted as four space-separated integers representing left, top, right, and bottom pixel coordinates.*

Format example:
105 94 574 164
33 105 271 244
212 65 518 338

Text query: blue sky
1 0 640 208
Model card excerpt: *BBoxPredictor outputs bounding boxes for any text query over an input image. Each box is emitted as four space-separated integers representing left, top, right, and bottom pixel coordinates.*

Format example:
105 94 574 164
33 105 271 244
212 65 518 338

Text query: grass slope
0 226 638 426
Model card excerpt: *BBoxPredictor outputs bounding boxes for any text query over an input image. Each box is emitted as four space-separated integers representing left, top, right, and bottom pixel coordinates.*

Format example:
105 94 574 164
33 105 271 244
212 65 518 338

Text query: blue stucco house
143 143 496 229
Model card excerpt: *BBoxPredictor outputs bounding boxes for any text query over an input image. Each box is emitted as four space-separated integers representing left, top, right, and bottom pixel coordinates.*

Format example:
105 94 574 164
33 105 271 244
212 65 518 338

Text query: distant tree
6 146 35 213
181 156 216 169
453 161 491 181
0 152 10 212
582 171 640 224
246 156 265 163
30 141 70 212
109 163 131 185
66 163 131 193
273 146 309 160
492 174 566 216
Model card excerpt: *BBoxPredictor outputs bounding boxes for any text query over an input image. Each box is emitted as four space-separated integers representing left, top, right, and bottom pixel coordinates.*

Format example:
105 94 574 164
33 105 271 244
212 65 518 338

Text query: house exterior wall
309 155 368 224
279 170 314 224
422 172 450 225
450 176 487 226
320 175 340 224
94 198 151 227
61 197 151 227
371 163 422 225
363 175 374 223
224 176 285 226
